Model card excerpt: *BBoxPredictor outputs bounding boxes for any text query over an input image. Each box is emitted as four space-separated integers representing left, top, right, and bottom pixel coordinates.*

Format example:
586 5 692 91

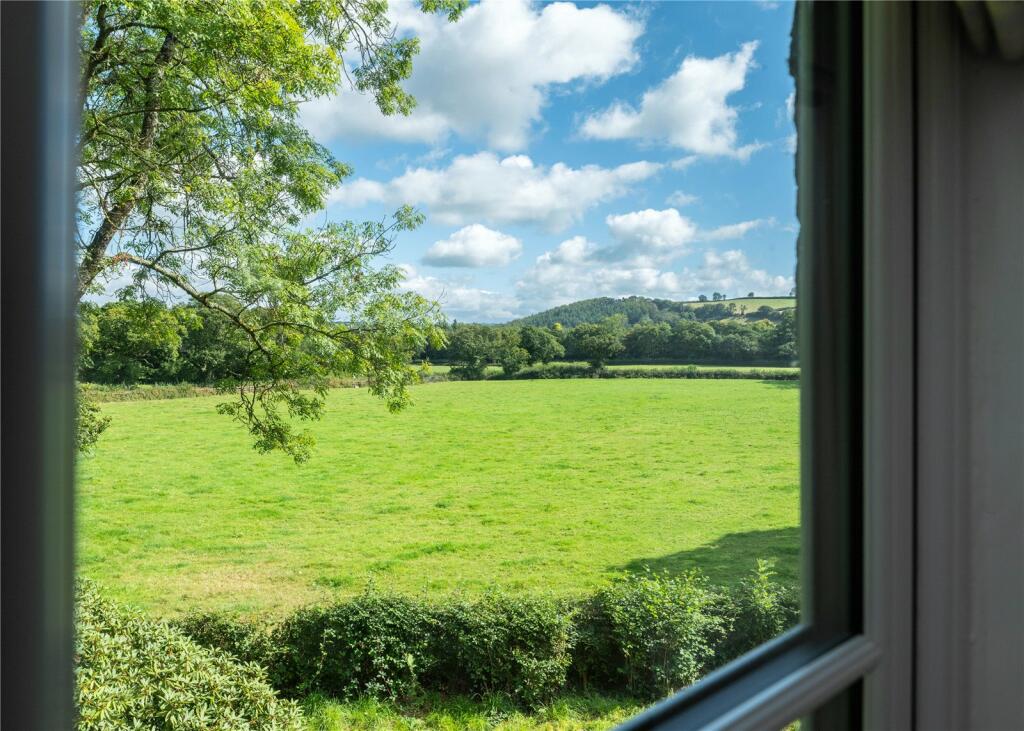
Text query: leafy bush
169 567 797 709
75 581 301 730
272 593 438 701
173 612 277 668
432 594 575 706
575 573 725 699
76 384 111 452
717 560 800 663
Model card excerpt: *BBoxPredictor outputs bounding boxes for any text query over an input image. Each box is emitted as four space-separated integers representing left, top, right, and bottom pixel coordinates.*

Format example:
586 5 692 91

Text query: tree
568 318 625 370
747 291 755 298
76 0 464 460
698 294 708 302
671 320 716 360
79 299 190 384
446 325 495 380
624 321 671 360
519 326 565 365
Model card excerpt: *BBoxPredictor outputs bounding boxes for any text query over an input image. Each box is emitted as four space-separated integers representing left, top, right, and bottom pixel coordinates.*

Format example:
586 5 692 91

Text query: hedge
173 564 798 708
75 581 302 730
483 365 799 381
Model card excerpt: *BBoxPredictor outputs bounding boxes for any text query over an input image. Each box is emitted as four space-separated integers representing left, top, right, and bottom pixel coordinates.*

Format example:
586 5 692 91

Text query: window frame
0 2 918 729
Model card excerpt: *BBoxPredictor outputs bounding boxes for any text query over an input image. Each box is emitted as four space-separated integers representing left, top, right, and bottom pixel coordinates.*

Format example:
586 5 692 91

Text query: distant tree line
429 307 797 377
78 299 797 386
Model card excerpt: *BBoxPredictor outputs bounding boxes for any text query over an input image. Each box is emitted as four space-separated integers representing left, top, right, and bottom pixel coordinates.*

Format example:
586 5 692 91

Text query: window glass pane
75 1 801 728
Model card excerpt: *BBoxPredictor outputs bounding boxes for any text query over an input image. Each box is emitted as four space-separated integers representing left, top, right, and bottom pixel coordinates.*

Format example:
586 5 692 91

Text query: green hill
510 295 795 328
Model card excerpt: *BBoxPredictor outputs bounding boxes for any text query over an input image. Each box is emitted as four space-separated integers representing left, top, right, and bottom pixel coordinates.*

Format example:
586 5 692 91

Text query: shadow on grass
614 527 801 587
760 379 800 390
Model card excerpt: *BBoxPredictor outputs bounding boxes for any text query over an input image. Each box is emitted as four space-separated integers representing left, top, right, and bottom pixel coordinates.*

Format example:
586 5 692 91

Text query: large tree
76 0 463 461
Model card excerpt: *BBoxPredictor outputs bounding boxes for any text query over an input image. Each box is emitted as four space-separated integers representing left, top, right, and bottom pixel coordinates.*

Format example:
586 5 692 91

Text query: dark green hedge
480 364 799 381
174 564 798 708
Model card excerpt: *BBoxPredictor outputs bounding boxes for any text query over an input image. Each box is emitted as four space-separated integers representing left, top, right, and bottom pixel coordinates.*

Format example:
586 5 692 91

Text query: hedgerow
75 581 302 730
485 364 799 381
169 565 797 708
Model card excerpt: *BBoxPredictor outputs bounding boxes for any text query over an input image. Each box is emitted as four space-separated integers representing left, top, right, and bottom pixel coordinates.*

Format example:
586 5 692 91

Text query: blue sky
302 0 797 322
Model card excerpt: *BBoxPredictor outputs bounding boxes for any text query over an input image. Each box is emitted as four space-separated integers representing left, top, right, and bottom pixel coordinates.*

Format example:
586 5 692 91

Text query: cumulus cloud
303 0 643 151
601 208 699 263
401 265 521 321
329 152 662 231
423 224 522 267
579 41 764 159
517 246 792 311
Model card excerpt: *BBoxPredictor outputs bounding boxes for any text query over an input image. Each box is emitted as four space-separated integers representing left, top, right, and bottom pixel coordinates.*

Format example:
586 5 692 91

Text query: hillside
510 295 795 328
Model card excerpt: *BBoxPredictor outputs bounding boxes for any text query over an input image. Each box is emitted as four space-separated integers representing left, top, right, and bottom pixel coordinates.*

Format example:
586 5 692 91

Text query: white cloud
703 217 773 241
303 0 644 151
401 265 521 321
579 41 764 159
329 152 662 231
670 155 700 170
666 190 699 207
602 208 699 263
517 245 793 310
423 224 522 267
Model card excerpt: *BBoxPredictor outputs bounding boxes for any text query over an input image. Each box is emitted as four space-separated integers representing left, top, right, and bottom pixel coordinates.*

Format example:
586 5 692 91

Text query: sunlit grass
78 379 799 617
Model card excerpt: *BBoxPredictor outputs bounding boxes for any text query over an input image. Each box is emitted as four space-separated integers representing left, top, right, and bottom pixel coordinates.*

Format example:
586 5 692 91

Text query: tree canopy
76 0 464 460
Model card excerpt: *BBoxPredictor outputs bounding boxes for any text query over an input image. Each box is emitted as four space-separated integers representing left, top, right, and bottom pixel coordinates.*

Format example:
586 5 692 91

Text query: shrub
271 592 437 701
169 566 796 709
173 612 277 668
75 581 301 730
575 573 725 699
716 560 800 664
432 593 575 707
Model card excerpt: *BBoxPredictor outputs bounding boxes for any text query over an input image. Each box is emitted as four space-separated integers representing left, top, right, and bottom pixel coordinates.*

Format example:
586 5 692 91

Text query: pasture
77 379 800 617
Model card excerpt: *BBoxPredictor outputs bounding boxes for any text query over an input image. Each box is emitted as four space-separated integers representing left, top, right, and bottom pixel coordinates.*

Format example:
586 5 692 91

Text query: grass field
77 379 800 618
687 296 796 310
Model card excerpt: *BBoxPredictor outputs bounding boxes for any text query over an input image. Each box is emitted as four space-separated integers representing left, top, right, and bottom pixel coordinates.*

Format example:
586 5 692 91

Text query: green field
78 379 800 617
688 296 796 310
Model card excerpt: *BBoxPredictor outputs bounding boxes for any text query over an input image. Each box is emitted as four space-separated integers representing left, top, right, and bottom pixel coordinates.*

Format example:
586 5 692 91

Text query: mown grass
77 379 799 617
301 694 644 731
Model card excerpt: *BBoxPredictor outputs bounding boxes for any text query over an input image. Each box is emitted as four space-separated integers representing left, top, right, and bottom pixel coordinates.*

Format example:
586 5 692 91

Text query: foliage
78 299 190 384
167 568 796 708
446 324 497 379
716 560 800 663
78 381 800 613
511 295 795 329
76 0 463 459
432 594 576 706
520 326 567 365
76 384 111 452
566 318 626 370
577 574 724 698
75 581 301 730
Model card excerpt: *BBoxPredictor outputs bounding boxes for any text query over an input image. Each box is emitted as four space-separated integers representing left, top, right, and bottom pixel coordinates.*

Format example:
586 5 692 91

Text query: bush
75 581 301 730
575 573 725 699
173 611 277 668
716 560 800 663
432 594 575 707
271 592 438 701
170 567 797 709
